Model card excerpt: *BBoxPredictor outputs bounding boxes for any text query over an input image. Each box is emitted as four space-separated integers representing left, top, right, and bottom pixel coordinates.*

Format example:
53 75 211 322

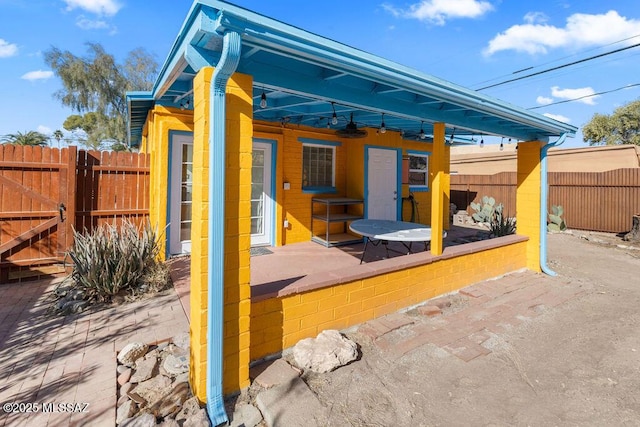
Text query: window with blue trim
408 153 429 190
302 143 335 192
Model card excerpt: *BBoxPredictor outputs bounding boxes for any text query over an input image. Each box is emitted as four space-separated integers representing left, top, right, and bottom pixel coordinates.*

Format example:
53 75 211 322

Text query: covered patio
127 0 577 424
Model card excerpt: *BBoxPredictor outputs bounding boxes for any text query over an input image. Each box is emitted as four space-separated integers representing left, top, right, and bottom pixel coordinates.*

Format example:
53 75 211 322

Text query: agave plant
69 219 162 302
489 204 517 237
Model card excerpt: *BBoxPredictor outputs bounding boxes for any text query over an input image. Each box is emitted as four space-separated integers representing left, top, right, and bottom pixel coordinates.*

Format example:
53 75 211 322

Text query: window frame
299 138 340 194
407 150 430 192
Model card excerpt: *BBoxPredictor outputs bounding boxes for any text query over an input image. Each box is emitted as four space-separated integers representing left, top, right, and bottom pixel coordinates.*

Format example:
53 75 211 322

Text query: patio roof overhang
127 0 577 147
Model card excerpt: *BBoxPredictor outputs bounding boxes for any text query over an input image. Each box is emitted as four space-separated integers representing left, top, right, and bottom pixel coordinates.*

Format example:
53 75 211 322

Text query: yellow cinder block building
127 1 576 423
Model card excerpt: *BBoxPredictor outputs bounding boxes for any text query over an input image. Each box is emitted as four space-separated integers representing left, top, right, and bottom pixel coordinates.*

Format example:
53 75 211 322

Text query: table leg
360 237 369 264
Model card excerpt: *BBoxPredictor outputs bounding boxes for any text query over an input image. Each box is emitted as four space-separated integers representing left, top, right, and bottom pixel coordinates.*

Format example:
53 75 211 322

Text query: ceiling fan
335 113 368 138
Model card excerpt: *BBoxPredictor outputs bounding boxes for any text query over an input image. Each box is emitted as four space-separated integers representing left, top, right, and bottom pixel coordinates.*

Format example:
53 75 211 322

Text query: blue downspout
207 30 241 426
540 133 567 276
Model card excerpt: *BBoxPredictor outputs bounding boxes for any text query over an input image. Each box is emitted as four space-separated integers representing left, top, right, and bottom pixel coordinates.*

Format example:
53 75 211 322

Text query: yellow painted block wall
144 106 193 260
189 68 253 402
516 141 543 271
253 124 445 246
250 240 527 360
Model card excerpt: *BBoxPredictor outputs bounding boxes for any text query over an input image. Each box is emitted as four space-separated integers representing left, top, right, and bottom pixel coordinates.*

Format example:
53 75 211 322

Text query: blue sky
1 0 640 148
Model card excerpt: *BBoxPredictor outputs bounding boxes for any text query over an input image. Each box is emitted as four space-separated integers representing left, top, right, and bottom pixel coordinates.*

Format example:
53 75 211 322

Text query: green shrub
69 219 163 302
489 204 517 237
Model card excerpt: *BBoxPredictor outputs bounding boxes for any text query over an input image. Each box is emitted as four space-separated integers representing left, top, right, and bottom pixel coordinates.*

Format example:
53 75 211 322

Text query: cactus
547 205 567 232
471 196 496 223
490 204 516 237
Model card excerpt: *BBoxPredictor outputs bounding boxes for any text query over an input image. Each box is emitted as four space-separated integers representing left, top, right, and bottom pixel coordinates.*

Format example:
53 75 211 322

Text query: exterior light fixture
331 102 338 125
380 113 386 134
260 91 267 109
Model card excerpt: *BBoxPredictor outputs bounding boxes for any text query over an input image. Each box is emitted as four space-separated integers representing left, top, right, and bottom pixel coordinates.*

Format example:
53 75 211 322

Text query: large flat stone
256 377 327 427
251 359 300 388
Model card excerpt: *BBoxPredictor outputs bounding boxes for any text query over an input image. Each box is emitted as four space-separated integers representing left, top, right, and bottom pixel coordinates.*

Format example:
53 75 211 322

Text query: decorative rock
183 408 211 427
117 365 130 374
151 381 190 418
116 400 136 425
130 357 157 383
172 332 190 350
127 392 147 406
173 372 189 385
118 342 149 367
230 403 263 427
120 382 133 397
120 413 156 427
176 397 201 424
163 353 189 376
159 419 180 427
133 375 172 407
293 330 358 373
117 368 132 386
117 393 129 407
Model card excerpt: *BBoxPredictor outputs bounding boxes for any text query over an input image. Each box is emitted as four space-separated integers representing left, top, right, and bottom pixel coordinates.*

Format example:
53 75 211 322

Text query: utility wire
527 83 640 109
472 33 640 88
477 42 640 91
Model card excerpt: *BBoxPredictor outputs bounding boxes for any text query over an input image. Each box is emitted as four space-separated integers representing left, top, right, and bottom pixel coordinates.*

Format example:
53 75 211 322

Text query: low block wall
250 235 528 361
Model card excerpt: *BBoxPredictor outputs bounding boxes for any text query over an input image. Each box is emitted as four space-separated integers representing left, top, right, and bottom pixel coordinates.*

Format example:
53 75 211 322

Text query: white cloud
536 96 553 105
485 10 640 56
63 0 122 16
37 125 52 135
523 12 548 25
543 113 571 123
0 39 18 58
551 85 599 105
76 15 109 30
21 70 54 81
383 0 494 25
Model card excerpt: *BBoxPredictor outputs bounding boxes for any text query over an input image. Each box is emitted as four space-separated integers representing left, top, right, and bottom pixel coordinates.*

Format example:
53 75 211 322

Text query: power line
472 33 640 88
527 83 640 110
477 42 640 91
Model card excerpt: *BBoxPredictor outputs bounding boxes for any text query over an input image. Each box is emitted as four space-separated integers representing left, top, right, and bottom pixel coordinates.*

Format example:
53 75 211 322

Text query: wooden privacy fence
0 145 150 282
451 169 640 233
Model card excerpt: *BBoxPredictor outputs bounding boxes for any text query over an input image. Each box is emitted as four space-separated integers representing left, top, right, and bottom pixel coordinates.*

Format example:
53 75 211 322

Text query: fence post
65 146 77 254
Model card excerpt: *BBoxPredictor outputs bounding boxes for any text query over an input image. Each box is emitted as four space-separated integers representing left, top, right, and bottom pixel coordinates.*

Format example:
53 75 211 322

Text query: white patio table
349 219 446 264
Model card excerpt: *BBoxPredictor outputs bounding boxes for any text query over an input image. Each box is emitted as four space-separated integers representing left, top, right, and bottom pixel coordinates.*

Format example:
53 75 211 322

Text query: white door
367 147 398 220
169 134 193 255
251 141 273 246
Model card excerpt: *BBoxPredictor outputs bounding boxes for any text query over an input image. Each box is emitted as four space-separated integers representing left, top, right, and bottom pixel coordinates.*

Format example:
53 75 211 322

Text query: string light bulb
418 121 426 140
260 91 267 109
499 137 504 151
380 113 386 134
331 102 338 125
480 136 484 148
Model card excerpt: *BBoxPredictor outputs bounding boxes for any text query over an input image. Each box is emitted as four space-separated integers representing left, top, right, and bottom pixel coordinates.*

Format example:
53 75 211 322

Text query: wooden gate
0 146 77 282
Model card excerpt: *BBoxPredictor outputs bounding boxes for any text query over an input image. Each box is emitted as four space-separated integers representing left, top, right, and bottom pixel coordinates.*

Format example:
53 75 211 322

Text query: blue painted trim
406 150 431 193
364 145 402 220
395 149 402 220
302 187 338 194
253 138 278 246
297 137 342 147
207 30 241 426
166 130 194 258
300 139 338 192
540 133 567 277
406 149 432 156
409 187 430 193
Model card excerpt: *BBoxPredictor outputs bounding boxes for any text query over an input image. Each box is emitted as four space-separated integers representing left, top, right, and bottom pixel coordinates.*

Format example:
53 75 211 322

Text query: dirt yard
300 231 640 426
